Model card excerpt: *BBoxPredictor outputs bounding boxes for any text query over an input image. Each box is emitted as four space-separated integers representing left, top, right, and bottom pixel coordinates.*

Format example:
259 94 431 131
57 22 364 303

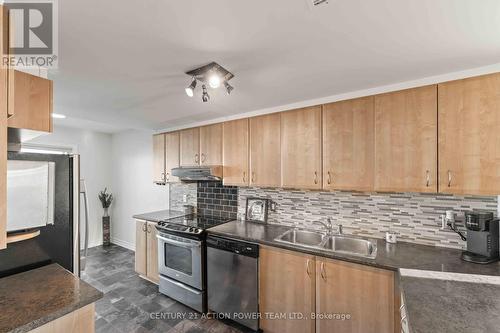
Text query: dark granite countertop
207 220 500 275
400 273 500 333
132 209 185 223
0 264 103 333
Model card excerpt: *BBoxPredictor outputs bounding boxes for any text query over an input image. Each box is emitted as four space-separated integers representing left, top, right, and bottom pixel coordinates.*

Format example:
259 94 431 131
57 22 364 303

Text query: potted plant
98 188 113 246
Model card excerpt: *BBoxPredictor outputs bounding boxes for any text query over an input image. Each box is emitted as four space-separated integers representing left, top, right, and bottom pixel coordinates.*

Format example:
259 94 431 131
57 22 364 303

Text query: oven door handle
157 235 201 248
161 276 202 295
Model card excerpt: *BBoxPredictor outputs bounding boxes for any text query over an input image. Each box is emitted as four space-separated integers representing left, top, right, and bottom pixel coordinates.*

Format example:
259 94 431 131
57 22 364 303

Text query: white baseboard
111 237 135 251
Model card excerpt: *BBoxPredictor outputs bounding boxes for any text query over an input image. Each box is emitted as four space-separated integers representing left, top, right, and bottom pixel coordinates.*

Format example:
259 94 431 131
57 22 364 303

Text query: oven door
157 232 203 290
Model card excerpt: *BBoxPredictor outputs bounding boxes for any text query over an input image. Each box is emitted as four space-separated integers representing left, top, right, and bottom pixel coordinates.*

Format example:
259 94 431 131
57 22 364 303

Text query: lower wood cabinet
29 303 95 333
259 246 396 333
259 246 316 333
315 257 395 333
135 220 159 284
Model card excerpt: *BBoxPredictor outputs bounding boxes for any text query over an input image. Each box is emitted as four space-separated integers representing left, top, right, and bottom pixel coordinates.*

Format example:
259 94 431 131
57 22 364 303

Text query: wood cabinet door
438 73 500 195
323 97 374 191
134 220 147 276
316 258 394 333
152 134 166 184
0 5 6 250
200 123 222 166
8 70 53 132
146 222 159 284
374 86 437 193
281 106 322 189
259 246 315 333
249 113 281 187
180 127 200 166
165 131 180 183
223 119 249 186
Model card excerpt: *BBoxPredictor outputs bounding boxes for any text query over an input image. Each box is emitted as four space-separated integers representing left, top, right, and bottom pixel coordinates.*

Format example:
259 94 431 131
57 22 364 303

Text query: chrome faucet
316 218 343 235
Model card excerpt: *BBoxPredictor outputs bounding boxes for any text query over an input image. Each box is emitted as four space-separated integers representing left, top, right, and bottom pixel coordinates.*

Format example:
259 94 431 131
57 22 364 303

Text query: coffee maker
461 211 499 264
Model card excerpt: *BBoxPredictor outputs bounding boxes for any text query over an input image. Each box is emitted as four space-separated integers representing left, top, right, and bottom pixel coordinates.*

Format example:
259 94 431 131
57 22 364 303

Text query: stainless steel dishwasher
207 235 259 331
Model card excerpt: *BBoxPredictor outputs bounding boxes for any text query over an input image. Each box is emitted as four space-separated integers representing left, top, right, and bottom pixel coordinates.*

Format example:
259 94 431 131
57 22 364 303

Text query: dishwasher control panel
207 236 259 258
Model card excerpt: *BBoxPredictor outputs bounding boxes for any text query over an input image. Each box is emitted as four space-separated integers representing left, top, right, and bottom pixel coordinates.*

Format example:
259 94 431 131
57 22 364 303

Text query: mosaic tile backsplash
197 182 238 219
169 182 197 211
237 187 498 249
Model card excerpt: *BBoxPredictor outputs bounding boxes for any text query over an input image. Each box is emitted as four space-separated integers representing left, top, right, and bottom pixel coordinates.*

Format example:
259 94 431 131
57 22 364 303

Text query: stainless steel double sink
274 228 377 259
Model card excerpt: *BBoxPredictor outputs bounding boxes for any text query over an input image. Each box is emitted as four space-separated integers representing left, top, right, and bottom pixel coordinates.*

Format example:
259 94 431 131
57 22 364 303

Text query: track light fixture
202 85 210 102
184 62 234 102
185 77 197 97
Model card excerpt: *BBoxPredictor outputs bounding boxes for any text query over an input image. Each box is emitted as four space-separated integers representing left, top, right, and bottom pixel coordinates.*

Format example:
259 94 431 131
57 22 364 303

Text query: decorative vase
102 208 110 246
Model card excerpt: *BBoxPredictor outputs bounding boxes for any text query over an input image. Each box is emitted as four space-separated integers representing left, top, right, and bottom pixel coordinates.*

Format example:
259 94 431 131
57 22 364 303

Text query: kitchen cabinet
323 97 374 191
152 134 166 184
165 131 180 182
315 257 395 333
180 127 200 166
438 73 500 195
200 123 222 165
374 85 437 193
249 113 281 187
223 118 249 186
135 220 159 284
281 106 322 189
8 70 53 132
259 246 315 333
0 4 6 250
30 303 95 333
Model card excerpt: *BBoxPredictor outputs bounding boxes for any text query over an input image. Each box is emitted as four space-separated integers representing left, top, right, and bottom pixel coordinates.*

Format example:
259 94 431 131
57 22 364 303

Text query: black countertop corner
0 263 103 333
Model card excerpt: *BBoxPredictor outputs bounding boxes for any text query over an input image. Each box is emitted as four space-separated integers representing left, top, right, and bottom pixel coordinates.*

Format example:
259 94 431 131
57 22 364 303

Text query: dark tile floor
81 244 249 333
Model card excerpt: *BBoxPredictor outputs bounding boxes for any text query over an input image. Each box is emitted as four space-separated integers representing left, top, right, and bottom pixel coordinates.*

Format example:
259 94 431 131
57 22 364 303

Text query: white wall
110 130 169 250
28 126 113 248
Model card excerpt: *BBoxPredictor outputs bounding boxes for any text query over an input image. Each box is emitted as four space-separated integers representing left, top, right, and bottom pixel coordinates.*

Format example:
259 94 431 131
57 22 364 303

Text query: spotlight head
208 73 221 89
224 81 234 95
185 78 197 97
202 84 210 102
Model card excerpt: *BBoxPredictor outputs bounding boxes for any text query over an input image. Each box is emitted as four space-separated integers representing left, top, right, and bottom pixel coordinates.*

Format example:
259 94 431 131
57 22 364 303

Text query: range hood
171 166 223 181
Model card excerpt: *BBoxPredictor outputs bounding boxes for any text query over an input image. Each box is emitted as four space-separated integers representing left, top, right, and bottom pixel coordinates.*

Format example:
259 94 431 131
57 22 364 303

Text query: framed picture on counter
245 197 269 223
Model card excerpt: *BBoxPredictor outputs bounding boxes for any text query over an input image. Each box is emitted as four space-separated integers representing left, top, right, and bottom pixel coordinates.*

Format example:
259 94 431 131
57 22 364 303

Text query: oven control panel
156 221 203 235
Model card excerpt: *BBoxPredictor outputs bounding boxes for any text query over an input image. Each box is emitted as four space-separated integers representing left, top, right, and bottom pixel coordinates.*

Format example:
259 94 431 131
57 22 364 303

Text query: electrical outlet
183 194 187 203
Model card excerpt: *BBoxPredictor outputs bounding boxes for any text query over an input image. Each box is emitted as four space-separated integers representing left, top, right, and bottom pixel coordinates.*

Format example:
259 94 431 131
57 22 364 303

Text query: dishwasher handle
207 235 259 258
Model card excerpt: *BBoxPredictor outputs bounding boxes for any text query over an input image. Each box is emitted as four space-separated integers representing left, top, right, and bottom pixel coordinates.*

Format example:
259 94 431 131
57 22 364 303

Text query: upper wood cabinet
0 4 7 250
223 118 249 186
152 134 165 184
323 97 374 191
374 86 437 193
438 73 500 195
249 113 281 187
315 257 395 333
200 123 222 166
180 127 200 166
165 131 180 183
8 70 53 132
281 106 322 189
260 246 316 333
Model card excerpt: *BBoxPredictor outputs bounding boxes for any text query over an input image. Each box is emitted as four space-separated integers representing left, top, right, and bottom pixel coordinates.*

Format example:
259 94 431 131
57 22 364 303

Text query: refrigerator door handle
79 178 90 273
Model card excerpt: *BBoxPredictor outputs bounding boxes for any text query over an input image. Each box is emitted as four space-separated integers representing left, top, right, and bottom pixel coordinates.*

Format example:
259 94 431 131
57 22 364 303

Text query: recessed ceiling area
52 0 500 132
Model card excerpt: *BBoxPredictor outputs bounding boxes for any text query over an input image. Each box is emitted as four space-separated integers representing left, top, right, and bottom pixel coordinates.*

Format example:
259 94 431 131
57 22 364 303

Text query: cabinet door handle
306 259 311 277
314 171 318 185
327 171 332 185
251 172 255 183
146 224 151 233
320 262 326 281
195 154 199 163
243 171 246 183
142 223 147 232
166 172 170 182
426 170 430 187
161 172 165 182
448 170 452 187
201 153 206 163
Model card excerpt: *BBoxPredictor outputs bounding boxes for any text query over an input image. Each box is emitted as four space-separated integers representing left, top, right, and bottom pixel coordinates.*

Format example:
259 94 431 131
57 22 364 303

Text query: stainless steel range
155 214 231 313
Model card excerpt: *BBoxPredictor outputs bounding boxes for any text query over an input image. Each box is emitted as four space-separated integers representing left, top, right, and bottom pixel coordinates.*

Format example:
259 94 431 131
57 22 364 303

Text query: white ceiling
52 0 500 133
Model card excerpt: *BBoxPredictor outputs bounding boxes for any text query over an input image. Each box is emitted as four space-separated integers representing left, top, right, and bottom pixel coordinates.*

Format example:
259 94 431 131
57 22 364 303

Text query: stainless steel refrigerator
0 152 89 278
